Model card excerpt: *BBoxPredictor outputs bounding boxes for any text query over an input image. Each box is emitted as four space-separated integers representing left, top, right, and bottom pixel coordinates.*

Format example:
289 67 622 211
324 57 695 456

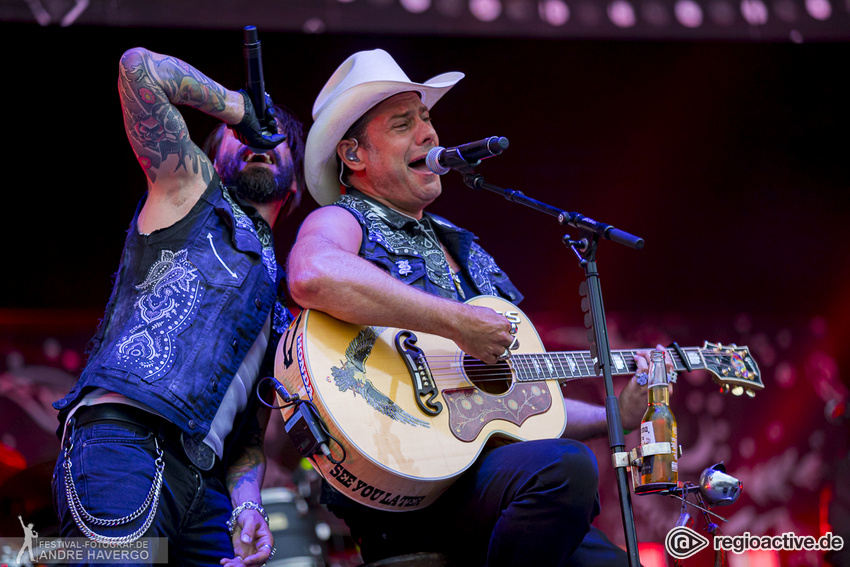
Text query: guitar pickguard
443 384 553 442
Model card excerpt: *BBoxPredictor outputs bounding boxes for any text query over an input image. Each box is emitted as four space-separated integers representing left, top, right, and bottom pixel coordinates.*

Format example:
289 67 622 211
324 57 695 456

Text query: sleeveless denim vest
333 190 522 304
53 177 293 447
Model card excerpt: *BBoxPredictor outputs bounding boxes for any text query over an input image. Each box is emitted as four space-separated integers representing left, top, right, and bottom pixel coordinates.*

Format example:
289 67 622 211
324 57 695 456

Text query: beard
218 160 294 205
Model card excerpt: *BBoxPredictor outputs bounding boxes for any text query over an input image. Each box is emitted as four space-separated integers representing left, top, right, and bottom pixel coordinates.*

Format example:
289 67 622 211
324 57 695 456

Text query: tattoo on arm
226 445 264 494
119 48 220 184
225 412 268 495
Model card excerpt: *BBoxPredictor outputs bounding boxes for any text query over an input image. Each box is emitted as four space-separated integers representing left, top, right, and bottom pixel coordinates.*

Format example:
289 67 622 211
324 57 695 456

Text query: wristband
226 501 269 534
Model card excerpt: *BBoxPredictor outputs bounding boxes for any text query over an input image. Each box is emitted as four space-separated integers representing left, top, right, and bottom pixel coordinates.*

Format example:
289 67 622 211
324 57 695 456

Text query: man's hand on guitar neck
618 345 676 432
562 344 675 440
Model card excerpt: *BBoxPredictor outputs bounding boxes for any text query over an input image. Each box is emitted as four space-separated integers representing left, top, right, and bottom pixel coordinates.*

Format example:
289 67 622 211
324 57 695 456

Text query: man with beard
51 47 303 567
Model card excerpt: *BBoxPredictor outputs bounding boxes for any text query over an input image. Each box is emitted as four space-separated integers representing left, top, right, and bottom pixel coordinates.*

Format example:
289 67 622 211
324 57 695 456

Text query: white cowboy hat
304 49 464 206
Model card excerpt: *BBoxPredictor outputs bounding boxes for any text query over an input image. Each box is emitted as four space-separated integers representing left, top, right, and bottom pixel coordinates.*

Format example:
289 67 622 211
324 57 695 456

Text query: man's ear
337 140 365 171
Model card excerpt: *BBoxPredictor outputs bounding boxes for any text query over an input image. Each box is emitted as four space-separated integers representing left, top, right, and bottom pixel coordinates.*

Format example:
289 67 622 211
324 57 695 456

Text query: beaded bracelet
226 501 269 535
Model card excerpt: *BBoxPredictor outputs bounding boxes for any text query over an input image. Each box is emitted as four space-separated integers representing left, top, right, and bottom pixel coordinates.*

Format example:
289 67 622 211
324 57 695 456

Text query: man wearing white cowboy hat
288 49 653 566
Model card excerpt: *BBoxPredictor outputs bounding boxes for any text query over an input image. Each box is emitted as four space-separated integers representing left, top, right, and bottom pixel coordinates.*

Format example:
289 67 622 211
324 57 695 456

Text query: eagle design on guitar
274 295 762 512
329 325 429 428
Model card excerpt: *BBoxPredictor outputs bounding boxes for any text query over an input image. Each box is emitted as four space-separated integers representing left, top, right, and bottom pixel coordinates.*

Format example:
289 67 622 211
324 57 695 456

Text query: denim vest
53 177 293 448
334 190 523 304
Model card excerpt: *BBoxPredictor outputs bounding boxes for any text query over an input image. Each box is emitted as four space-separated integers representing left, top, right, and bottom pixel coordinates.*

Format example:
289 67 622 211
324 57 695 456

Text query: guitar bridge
394 330 443 416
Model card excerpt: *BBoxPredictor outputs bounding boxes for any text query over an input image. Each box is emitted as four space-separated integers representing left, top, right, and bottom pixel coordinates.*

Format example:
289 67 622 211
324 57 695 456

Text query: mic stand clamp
457 166 644 567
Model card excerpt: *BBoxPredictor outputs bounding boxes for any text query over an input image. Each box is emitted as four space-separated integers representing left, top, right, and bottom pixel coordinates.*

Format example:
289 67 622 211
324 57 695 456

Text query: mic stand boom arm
461 169 643 567
462 172 644 249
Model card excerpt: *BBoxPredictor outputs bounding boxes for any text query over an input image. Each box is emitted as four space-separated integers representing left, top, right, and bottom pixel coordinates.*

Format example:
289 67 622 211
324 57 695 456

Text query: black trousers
330 438 629 567
52 407 233 566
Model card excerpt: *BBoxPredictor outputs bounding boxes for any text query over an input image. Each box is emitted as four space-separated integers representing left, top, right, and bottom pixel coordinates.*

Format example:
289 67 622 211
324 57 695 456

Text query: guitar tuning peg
720 384 730 395
745 389 756 398
731 386 744 396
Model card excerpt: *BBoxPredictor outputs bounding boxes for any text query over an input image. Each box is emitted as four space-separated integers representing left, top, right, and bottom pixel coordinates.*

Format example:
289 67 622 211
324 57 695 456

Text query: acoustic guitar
274 295 762 511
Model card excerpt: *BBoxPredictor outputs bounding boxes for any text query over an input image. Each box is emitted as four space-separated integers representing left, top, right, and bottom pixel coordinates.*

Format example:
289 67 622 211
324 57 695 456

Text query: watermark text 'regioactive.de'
714 532 845 554
665 526 845 560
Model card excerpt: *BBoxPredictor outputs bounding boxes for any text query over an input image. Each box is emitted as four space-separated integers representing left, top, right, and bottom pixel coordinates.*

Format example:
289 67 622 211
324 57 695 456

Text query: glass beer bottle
636 349 678 493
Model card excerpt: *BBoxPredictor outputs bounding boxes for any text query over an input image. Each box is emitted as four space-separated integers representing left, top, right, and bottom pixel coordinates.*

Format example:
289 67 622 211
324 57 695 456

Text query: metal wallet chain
63 436 165 545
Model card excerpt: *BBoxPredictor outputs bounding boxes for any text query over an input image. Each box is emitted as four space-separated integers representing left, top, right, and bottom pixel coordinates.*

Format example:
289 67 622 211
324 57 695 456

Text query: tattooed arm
221 404 274 567
118 47 245 233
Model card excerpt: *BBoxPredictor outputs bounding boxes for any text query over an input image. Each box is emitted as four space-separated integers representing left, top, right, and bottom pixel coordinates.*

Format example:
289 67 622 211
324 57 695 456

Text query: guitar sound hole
463 355 513 395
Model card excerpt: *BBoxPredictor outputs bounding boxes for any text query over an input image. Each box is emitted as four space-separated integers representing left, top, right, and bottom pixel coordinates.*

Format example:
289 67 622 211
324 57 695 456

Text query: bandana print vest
334 191 522 304
54 177 292 440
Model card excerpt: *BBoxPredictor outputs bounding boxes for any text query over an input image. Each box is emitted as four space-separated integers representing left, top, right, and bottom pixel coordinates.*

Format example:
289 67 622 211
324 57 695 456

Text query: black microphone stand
459 167 644 567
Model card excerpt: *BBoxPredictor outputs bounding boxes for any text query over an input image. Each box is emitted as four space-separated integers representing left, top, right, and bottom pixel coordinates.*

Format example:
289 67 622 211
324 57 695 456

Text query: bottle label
640 421 656 445
671 424 678 472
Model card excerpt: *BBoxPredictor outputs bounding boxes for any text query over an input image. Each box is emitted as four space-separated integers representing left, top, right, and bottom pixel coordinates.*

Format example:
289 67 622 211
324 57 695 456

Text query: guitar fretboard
512 347 706 383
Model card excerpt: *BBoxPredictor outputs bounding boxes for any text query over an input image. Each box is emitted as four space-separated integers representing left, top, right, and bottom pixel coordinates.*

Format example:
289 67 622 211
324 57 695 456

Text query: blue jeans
52 419 233 566
330 438 627 566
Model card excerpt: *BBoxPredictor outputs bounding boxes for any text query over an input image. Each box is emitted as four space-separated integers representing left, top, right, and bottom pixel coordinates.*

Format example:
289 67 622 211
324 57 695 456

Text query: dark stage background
1 21 849 566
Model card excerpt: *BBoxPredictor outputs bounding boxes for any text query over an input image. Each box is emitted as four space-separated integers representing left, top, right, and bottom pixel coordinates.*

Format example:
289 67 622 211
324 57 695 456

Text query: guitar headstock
702 342 763 397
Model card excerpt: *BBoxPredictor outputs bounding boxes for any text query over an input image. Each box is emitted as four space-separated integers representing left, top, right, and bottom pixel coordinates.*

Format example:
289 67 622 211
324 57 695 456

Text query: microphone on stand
243 25 275 137
426 136 509 175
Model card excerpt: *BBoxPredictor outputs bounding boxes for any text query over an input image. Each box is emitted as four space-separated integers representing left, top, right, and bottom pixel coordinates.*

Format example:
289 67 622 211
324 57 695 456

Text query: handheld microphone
426 136 509 175
243 25 274 136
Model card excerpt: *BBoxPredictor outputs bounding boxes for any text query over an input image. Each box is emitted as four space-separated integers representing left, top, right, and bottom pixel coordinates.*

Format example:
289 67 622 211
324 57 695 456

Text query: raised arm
287 206 515 363
118 47 245 230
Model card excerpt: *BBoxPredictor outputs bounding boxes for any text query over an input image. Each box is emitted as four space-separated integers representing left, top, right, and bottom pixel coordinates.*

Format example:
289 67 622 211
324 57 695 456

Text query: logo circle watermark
665 526 710 559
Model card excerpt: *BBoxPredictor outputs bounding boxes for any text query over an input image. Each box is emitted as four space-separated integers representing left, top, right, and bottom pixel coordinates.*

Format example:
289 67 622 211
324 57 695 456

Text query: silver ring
509 322 518 336
635 372 648 386
667 371 678 384
261 544 272 549
497 347 511 361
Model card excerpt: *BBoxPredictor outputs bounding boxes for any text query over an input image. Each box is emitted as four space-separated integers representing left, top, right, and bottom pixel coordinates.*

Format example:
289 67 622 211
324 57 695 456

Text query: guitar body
274 296 567 511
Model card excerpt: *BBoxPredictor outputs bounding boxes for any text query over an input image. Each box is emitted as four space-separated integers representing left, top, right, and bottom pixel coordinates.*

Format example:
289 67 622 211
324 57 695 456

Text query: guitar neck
512 346 705 383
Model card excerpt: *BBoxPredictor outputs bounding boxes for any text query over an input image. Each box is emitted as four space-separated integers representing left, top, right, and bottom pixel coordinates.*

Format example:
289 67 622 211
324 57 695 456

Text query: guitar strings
411 351 736 367
392 351 740 387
